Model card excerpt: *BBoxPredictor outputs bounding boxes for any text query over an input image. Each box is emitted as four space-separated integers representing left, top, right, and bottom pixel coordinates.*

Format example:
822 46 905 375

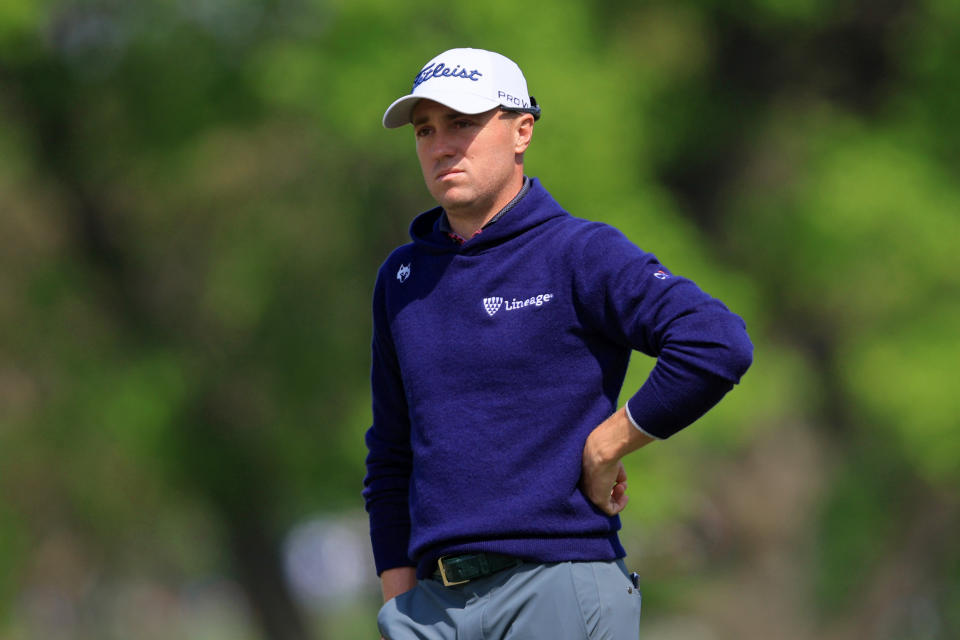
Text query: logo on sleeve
397 263 411 283
653 269 670 280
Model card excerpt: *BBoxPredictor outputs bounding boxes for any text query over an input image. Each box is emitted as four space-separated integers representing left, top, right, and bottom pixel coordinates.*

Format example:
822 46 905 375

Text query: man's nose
430 130 458 158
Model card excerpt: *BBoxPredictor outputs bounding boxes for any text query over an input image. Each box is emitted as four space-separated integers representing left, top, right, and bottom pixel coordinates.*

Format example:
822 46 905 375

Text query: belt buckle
437 556 470 587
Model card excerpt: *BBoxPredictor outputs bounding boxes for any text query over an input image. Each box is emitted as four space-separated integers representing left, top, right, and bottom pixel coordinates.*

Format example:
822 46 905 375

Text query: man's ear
514 114 534 154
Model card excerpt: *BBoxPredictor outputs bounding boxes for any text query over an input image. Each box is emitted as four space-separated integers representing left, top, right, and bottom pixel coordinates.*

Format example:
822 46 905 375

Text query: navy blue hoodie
363 178 753 577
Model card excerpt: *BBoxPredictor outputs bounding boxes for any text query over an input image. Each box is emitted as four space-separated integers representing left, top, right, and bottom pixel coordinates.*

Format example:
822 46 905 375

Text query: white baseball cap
382 47 540 129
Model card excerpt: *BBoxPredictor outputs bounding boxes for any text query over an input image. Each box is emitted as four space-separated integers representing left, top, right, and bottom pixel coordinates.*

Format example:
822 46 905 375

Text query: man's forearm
380 566 418 602
586 407 654 463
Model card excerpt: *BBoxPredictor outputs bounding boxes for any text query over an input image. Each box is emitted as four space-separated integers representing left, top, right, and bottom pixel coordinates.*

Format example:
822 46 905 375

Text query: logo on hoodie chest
482 292 554 317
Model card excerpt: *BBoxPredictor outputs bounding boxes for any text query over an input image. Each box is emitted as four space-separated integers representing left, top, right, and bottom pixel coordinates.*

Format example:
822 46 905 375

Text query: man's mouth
436 168 464 180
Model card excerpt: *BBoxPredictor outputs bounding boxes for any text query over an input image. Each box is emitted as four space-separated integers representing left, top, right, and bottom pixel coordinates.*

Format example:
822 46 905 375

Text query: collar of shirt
438 176 531 245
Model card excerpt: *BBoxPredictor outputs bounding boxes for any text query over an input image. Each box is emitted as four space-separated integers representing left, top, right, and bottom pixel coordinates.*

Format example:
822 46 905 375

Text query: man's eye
454 120 473 129
415 127 432 137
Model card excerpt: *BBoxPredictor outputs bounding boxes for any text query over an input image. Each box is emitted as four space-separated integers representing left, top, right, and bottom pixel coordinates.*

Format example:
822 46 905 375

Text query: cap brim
382 90 501 129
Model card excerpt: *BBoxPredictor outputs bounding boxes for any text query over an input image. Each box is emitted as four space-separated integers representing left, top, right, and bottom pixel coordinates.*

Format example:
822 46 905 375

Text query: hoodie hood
408 177 568 255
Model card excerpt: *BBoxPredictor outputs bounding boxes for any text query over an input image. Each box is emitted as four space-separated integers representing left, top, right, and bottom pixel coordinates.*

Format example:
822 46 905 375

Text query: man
364 47 753 639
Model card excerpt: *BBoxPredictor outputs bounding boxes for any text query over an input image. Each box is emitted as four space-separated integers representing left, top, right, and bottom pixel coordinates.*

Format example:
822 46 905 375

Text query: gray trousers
377 560 642 639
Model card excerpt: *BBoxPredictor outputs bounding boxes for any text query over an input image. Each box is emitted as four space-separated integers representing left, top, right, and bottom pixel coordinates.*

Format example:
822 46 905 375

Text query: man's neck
445 176 526 239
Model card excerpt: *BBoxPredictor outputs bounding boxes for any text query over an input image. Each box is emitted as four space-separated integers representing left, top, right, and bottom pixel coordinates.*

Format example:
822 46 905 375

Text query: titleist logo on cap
412 63 483 90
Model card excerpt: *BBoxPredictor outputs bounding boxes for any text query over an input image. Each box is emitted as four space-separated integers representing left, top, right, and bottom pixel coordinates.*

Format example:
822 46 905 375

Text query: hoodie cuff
370 523 414 576
625 386 678 440
624 402 662 441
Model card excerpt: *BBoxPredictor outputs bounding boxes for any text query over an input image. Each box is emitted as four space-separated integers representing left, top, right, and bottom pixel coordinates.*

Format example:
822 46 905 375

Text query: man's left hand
580 407 655 516
581 454 629 516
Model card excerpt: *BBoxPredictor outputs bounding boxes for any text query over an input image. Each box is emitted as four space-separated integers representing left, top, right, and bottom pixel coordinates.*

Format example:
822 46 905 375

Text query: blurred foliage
1 0 958 638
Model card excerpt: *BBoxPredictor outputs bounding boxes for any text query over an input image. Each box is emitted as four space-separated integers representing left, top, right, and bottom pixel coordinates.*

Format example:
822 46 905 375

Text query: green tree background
1 1 958 638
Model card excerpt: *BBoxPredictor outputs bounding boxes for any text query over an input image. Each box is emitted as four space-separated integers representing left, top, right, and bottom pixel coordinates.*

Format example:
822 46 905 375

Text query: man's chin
433 189 474 212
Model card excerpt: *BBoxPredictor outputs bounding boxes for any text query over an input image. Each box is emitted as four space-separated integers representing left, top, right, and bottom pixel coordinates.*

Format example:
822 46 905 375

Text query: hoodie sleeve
573 224 753 439
362 268 415 575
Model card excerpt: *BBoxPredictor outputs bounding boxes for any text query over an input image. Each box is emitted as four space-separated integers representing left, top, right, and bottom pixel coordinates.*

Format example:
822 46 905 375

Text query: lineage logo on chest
482 293 554 317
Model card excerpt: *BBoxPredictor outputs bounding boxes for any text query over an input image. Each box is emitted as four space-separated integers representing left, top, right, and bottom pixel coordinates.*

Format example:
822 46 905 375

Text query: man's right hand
379 567 417 640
